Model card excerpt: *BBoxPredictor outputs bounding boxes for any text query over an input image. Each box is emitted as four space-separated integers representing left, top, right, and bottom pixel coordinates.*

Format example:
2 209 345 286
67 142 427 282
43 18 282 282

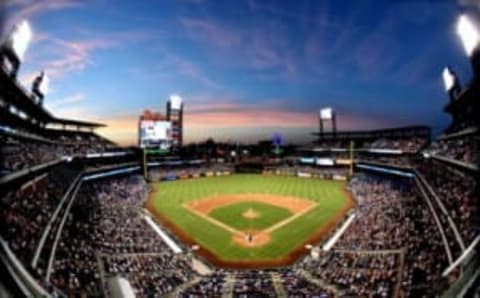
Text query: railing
0 159 64 185
0 238 49 297
31 173 82 268
431 154 478 173
414 177 453 264
45 180 83 280
415 170 466 250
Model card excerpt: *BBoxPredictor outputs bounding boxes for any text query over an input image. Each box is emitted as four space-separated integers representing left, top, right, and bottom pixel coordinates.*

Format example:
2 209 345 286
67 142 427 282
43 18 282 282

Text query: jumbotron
0 15 479 298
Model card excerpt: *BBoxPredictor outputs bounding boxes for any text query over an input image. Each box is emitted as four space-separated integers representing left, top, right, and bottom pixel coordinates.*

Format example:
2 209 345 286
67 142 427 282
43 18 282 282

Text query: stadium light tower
457 14 480 77
0 20 33 78
318 107 336 143
442 66 461 101
167 94 184 148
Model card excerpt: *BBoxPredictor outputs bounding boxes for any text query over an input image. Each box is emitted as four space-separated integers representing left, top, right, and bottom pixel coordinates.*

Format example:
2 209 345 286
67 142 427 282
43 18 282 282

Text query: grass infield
146 174 354 267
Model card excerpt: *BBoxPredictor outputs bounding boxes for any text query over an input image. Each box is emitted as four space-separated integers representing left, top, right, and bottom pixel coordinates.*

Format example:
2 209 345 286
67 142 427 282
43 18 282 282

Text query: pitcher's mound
232 230 271 247
242 208 260 219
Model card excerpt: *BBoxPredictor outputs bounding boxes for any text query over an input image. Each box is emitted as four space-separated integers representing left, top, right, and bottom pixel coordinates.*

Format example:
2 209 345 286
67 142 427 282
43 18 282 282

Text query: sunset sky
1 0 476 145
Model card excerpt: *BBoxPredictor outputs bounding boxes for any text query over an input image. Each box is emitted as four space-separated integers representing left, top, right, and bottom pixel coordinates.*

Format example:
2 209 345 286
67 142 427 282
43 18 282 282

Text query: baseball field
146 174 354 268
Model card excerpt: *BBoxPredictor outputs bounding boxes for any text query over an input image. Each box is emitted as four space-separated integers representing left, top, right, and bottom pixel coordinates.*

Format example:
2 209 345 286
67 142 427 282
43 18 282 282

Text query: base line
322 213 356 251
143 212 183 253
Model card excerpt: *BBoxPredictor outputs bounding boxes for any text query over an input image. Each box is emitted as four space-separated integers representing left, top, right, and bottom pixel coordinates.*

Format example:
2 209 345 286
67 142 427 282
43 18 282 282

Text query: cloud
48 105 91 121
47 93 85 109
96 115 138 146
86 94 406 146
22 30 143 81
40 36 118 78
180 18 241 49
4 0 84 28
179 15 297 80
164 53 223 89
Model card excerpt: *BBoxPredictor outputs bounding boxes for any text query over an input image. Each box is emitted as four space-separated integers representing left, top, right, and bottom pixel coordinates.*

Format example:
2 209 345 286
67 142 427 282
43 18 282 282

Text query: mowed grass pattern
209 201 292 230
151 174 348 261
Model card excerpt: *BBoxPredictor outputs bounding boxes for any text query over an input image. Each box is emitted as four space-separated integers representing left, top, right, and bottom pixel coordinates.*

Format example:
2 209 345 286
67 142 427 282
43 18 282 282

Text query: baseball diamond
146 174 354 268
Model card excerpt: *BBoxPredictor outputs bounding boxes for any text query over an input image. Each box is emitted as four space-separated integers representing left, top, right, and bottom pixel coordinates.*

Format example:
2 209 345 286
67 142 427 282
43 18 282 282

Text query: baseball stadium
0 2 479 298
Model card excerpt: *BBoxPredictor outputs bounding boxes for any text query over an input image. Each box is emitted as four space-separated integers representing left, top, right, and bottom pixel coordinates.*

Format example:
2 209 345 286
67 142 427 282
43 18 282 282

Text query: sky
1 0 478 145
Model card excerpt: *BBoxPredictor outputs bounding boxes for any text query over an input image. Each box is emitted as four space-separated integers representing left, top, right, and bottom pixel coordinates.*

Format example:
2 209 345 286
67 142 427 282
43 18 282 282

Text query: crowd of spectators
0 164 79 265
181 269 335 298
277 269 334 297
232 271 276 297
45 175 197 297
295 166 348 179
181 271 227 297
298 174 451 297
368 137 427 152
0 131 123 177
314 136 427 153
357 155 417 168
0 135 61 176
1 161 475 298
263 165 348 179
104 254 194 297
418 162 477 245
426 136 476 165
148 164 234 181
298 250 399 297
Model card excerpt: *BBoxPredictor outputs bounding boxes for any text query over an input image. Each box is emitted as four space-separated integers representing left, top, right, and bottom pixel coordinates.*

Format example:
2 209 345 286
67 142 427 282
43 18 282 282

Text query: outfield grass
209 201 292 230
149 174 350 263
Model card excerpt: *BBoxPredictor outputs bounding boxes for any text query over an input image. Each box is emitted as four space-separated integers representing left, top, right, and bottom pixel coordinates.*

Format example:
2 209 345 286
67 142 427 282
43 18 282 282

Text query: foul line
322 213 356 251
143 213 183 253
184 204 242 235
264 203 318 233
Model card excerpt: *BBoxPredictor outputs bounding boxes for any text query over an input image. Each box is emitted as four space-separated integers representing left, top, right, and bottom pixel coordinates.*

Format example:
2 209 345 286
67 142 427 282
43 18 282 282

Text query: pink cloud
180 18 241 49
94 102 403 146
164 54 223 89
46 38 116 78
24 34 127 79
5 0 84 26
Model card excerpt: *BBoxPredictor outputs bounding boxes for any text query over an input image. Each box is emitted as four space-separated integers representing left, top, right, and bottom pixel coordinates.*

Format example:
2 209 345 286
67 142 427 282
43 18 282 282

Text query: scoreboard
139 120 172 150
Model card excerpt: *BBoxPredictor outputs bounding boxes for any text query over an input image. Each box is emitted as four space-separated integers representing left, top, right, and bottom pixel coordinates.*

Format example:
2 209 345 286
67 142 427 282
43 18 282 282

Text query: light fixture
442 67 455 91
169 93 183 110
319 107 333 120
8 20 32 62
457 14 480 57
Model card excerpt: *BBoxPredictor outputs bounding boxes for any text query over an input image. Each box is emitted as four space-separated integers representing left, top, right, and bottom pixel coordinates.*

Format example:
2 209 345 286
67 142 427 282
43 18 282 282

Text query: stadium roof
1 67 105 129
0 66 52 122
49 117 106 128
444 81 480 113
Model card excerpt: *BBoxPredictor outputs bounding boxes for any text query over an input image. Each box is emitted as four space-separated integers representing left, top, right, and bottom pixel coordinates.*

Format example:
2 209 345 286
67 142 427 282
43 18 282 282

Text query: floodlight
442 67 455 91
169 93 183 110
319 107 333 120
457 14 480 57
7 20 32 61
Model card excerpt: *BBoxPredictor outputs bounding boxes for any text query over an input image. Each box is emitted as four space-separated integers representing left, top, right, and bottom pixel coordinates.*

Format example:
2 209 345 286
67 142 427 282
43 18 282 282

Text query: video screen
139 120 171 150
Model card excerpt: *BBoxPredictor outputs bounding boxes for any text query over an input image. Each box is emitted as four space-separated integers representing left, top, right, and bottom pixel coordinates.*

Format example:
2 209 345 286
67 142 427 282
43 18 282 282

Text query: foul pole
349 140 354 178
